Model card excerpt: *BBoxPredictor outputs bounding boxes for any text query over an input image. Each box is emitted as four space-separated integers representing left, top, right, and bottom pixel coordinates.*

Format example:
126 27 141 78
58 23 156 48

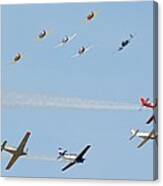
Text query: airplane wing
5 154 20 170
62 161 76 171
76 145 91 161
137 137 150 148
17 132 31 152
54 42 63 48
146 114 156 124
69 33 77 42
137 132 153 148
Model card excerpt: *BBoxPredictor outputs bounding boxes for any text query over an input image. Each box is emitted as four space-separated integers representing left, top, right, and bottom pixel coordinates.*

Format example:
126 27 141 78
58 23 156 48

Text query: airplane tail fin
57 147 67 160
129 129 139 140
1 140 7 152
140 97 145 106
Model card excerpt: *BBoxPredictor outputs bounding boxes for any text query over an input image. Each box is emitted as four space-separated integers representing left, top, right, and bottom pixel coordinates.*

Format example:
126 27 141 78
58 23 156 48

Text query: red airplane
140 97 157 109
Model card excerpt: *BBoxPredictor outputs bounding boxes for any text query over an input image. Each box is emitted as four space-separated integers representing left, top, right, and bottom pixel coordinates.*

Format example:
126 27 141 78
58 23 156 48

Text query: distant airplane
36 28 54 41
57 145 91 171
38 30 47 39
1 132 31 170
54 33 77 48
117 34 134 51
84 11 99 23
140 97 157 109
129 129 157 148
72 45 93 58
87 11 95 21
11 53 22 64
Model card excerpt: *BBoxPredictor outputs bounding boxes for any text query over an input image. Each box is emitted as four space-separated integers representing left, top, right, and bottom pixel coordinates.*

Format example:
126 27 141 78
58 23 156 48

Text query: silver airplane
54 33 77 48
38 29 47 39
57 145 91 171
1 132 31 170
129 129 158 148
72 45 93 58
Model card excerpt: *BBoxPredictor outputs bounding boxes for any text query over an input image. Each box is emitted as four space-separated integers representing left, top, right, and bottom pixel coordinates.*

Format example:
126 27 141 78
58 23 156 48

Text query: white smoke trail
2 92 146 111
24 155 57 161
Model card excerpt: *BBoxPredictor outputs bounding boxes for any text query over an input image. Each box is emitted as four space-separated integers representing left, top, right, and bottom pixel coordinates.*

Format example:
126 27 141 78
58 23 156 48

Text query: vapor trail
2 92 146 111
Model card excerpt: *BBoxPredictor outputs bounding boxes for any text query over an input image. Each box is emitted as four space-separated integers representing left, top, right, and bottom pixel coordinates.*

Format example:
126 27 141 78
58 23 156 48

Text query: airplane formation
129 97 158 148
1 132 91 172
2 10 158 172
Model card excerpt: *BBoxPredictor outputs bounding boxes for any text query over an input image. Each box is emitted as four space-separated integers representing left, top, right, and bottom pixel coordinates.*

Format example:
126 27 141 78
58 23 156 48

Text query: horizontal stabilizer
129 129 139 140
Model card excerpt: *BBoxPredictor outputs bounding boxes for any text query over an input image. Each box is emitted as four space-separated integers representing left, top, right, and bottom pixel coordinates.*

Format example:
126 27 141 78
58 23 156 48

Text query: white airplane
129 129 158 148
72 45 93 58
1 132 31 170
54 33 77 48
57 145 91 171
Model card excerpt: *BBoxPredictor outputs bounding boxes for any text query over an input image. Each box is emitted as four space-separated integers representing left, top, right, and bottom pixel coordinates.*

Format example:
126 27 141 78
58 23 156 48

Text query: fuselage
4 146 27 156
38 30 46 39
136 132 157 139
87 12 95 20
140 97 157 109
61 153 84 163
62 36 69 43
14 53 21 62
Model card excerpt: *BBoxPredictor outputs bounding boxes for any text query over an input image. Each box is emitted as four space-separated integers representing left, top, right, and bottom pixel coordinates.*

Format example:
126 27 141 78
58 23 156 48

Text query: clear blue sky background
1 1 156 180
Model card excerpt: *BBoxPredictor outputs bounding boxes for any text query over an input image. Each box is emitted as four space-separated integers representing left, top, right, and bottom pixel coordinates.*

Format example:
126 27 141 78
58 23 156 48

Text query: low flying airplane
57 145 91 172
1 132 31 170
72 45 93 58
129 129 158 148
117 34 134 51
140 97 157 109
54 33 77 48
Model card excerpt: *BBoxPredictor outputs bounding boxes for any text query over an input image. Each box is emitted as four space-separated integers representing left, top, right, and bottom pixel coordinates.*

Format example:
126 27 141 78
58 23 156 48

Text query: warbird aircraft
117 34 134 51
11 53 22 64
54 33 77 48
36 28 54 41
57 145 91 171
83 11 99 23
38 29 47 39
129 129 158 148
140 97 157 109
1 132 31 170
72 45 93 58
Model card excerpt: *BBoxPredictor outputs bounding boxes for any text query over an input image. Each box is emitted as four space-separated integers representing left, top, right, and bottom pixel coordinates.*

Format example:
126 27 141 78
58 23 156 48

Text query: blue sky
1 1 156 180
